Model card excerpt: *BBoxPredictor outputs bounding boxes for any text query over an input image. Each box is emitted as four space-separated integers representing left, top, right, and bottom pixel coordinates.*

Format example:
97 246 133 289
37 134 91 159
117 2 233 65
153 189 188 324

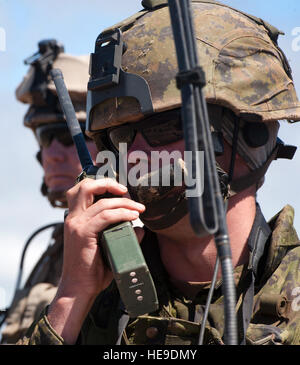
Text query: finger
67 178 128 214
89 208 141 233
85 197 145 218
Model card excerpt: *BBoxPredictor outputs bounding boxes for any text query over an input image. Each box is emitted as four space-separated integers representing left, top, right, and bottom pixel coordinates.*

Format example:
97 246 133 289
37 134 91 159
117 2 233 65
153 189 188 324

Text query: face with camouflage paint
124 127 255 230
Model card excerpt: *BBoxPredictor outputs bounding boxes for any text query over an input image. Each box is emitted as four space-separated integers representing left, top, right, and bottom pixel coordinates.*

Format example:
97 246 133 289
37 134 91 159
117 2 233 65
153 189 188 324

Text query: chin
46 177 75 191
48 183 74 192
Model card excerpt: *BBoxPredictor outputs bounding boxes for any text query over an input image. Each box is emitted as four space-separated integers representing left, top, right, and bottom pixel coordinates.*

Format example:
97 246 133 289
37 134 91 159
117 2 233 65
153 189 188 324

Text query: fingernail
136 203 145 210
119 184 127 191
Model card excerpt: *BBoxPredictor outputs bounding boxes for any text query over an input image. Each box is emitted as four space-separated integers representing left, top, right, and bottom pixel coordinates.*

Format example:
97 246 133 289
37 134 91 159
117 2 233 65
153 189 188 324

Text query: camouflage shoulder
1 283 57 344
249 245 300 344
16 306 65 345
261 205 300 283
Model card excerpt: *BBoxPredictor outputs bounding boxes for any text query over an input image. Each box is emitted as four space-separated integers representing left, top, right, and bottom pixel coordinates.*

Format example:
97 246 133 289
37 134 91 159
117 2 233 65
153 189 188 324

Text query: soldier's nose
42 139 66 164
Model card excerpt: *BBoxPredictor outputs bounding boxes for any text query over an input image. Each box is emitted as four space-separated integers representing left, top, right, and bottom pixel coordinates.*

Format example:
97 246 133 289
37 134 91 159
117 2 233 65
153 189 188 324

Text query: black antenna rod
168 0 238 345
50 68 95 173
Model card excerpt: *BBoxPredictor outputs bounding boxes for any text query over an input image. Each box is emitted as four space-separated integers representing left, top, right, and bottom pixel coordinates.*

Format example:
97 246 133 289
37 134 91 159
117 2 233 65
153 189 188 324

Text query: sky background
0 0 300 312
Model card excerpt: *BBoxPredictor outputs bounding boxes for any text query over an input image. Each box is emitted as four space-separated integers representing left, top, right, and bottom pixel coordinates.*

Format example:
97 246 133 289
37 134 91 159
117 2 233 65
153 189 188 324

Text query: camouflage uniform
17 205 300 345
14 0 300 345
1 224 63 344
0 47 90 344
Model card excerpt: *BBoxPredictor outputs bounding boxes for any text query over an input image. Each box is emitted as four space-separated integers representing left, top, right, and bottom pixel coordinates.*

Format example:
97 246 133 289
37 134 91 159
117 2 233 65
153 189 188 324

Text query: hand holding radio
62 177 145 297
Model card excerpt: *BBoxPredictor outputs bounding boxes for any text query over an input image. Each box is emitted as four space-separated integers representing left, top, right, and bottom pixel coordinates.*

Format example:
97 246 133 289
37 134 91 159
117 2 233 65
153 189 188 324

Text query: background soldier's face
42 139 98 193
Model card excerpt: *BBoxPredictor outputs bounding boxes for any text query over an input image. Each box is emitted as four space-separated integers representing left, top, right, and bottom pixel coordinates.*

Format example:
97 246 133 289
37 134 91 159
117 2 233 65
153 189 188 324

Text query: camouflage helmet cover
87 0 300 136
16 53 90 128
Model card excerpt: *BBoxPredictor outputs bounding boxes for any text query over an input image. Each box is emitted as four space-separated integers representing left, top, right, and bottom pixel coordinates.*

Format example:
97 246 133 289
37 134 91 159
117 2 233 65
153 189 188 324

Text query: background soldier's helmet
16 39 90 207
86 0 300 229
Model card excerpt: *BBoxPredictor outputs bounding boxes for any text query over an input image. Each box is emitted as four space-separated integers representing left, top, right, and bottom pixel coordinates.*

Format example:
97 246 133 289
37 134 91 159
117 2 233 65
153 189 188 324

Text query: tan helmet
16 39 90 207
16 41 89 129
85 1 300 230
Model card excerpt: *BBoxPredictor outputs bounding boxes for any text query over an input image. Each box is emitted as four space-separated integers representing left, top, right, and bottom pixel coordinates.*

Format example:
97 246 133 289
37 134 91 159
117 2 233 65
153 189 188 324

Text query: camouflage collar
260 205 299 285
220 205 299 295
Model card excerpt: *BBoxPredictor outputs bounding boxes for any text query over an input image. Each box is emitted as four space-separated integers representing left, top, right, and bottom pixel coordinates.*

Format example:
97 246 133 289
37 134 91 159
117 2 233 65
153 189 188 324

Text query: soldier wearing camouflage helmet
17 1 300 345
0 40 97 344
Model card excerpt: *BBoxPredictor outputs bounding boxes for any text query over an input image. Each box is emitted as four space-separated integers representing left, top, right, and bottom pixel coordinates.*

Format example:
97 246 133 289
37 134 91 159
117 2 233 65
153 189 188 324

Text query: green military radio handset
50 68 158 318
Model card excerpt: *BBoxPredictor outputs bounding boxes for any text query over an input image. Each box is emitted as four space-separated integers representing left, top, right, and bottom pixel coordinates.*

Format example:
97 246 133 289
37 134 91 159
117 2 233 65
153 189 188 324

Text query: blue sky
0 0 300 309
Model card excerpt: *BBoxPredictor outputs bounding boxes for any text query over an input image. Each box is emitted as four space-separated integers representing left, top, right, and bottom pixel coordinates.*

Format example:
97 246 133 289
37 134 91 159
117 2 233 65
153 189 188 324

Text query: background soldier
0 40 97 344
18 1 300 345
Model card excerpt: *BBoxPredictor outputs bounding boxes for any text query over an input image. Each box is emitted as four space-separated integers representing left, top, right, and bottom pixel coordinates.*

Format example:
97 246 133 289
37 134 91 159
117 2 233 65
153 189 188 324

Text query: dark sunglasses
94 109 184 152
35 122 88 148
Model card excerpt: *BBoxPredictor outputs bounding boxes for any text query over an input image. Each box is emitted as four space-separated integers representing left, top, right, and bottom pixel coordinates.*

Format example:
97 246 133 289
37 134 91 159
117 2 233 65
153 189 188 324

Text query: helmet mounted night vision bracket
20 39 65 107
86 28 154 132
24 39 65 69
